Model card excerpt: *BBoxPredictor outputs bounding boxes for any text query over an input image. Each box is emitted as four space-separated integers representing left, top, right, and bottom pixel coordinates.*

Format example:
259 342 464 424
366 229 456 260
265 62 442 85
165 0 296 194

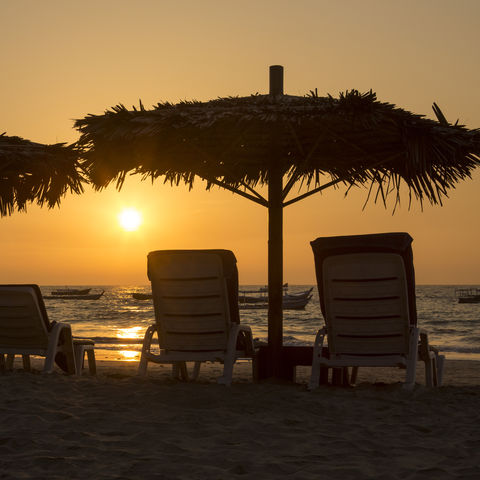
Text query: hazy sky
1 0 479 285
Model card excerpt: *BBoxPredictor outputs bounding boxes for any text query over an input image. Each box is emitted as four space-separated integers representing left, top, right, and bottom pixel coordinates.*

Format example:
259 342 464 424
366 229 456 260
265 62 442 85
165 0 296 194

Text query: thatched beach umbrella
75 66 480 378
0 133 84 216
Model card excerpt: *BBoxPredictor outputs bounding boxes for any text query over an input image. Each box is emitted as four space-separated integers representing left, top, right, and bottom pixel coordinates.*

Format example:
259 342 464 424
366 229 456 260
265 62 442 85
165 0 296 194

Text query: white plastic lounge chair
308 233 445 390
0 284 95 375
138 250 255 385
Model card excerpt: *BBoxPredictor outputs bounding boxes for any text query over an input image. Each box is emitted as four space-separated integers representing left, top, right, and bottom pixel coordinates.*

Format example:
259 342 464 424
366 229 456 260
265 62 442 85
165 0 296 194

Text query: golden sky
1 0 479 285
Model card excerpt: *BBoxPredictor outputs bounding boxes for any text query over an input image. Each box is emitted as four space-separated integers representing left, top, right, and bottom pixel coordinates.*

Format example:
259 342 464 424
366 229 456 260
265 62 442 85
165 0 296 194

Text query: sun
118 208 142 231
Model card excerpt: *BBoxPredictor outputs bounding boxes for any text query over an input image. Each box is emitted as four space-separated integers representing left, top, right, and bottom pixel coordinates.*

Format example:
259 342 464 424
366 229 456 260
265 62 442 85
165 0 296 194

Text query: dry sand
1 358 479 479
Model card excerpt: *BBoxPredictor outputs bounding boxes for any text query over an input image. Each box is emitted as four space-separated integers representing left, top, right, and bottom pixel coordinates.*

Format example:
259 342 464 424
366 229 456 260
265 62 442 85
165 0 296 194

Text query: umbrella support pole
267 164 284 378
265 64 289 380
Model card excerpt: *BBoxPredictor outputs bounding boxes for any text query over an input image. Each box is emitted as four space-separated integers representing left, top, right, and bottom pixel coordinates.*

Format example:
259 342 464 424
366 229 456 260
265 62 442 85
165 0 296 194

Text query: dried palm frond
0 133 85 216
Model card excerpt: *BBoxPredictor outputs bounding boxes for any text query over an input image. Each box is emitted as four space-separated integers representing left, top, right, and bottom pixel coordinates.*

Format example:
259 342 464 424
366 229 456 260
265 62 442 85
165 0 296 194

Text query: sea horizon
39 283 480 287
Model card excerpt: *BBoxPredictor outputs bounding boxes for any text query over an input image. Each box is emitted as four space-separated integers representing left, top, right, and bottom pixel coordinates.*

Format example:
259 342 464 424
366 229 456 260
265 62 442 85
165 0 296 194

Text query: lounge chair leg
75 346 85 375
432 355 438 387
332 367 343 386
350 366 359 384
180 362 188 380
86 349 96 375
64 335 76 376
6 354 15 370
424 355 434 387
218 359 234 386
192 362 201 380
172 362 188 380
436 354 445 386
22 355 31 371
403 328 419 389
319 366 329 385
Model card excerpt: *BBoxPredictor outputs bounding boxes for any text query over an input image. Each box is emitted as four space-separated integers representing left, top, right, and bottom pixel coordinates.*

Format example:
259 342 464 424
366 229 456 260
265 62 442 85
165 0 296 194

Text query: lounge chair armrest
238 324 255 356
226 324 254 357
138 324 159 376
308 325 328 390
46 322 75 374
141 324 158 349
418 328 430 341
418 329 434 360
314 326 327 344
49 322 73 346
417 329 440 354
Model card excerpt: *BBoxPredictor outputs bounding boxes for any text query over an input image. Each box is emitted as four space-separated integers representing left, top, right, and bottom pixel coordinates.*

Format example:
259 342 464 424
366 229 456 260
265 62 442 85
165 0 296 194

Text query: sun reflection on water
118 350 140 361
115 327 144 361
116 326 144 339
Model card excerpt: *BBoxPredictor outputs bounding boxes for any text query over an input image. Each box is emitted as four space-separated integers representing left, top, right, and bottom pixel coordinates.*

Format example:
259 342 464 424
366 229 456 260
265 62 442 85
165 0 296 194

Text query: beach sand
1 358 479 479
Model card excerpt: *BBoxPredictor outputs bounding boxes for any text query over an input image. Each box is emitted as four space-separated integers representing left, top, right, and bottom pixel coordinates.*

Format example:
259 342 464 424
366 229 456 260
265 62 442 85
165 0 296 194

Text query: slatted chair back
0 285 50 351
321 252 410 357
147 250 234 352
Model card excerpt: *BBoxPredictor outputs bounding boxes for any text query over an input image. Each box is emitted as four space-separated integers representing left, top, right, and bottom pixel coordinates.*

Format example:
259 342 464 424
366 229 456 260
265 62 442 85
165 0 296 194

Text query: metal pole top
269 65 284 96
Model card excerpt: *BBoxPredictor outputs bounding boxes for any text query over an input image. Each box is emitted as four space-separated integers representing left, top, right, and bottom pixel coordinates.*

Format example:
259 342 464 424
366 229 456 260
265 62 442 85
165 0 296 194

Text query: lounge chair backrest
311 233 415 357
147 250 236 352
0 285 50 349
321 253 410 356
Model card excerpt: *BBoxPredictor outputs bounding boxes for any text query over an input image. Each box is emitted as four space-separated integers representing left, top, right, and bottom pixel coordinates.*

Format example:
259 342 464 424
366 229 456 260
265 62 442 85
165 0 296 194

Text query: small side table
73 339 96 375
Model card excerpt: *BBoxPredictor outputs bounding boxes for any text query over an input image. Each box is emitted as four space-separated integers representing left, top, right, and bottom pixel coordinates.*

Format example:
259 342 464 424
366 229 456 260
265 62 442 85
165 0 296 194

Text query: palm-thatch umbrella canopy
75 65 480 378
0 133 84 216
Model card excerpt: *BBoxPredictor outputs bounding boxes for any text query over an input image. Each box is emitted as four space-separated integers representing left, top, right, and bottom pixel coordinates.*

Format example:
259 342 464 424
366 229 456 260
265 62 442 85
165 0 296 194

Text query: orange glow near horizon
0 2 479 284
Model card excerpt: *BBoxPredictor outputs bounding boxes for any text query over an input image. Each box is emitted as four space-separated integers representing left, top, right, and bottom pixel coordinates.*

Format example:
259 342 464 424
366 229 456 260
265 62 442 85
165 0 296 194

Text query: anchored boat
44 290 104 300
50 287 91 295
132 292 153 300
131 284 313 310
239 286 313 310
455 288 480 304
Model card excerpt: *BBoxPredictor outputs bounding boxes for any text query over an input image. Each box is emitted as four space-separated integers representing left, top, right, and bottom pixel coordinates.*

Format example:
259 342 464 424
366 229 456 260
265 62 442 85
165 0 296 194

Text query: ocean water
40 285 480 362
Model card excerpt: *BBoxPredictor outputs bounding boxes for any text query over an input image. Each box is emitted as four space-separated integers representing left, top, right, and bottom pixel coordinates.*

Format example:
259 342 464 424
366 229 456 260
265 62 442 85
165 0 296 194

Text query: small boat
455 288 480 304
239 286 312 305
240 283 288 297
239 286 312 310
284 288 313 300
131 285 312 309
239 295 312 310
50 287 91 295
44 290 104 300
132 292 153 300
237 294 267 303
